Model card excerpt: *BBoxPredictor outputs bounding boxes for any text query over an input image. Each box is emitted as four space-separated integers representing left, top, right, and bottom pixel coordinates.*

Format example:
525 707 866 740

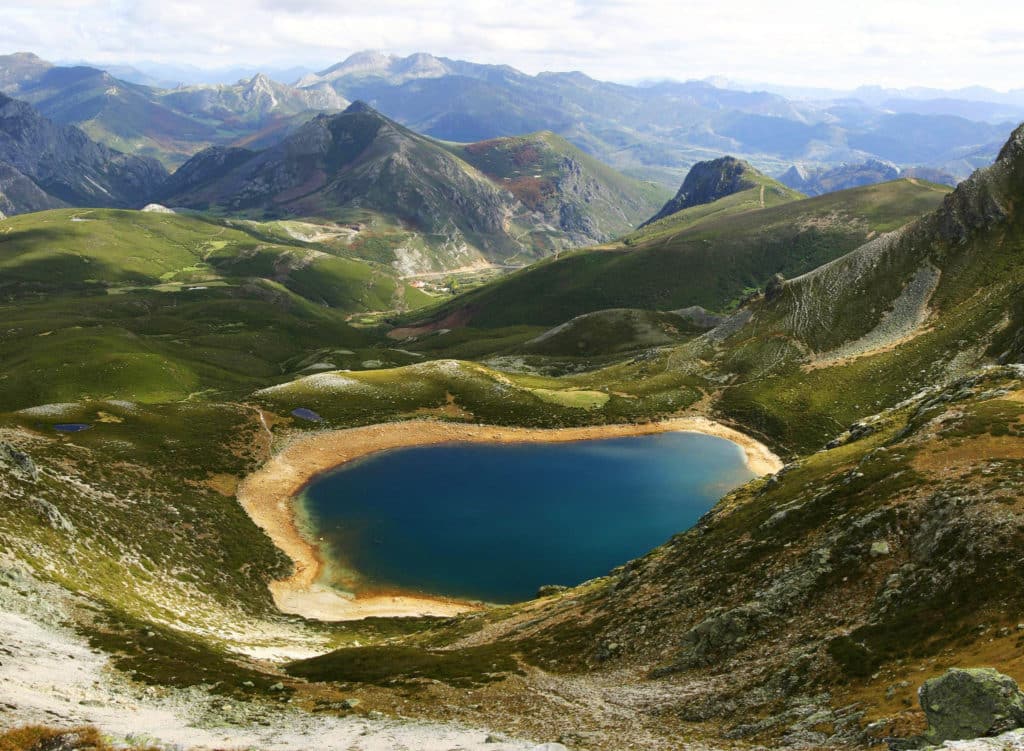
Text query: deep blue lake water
301 431 754 603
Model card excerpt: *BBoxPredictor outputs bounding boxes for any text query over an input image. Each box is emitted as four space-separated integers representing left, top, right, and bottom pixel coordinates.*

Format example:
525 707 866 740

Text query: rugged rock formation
641 156 758 225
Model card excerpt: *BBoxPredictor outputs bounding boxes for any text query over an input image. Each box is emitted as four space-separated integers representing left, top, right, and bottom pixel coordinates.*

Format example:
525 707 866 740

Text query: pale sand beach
236 417 783 621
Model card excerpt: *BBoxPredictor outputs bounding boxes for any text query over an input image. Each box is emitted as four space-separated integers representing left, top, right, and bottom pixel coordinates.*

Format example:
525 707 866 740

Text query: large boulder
920 668 1024 742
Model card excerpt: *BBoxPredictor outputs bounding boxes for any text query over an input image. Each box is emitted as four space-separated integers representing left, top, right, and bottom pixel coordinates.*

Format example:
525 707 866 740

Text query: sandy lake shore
236 417 783 621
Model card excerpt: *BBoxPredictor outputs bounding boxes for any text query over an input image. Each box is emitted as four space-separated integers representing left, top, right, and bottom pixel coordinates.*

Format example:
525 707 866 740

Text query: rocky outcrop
920 668 1024 743
0 442 37 481
641 156 757 226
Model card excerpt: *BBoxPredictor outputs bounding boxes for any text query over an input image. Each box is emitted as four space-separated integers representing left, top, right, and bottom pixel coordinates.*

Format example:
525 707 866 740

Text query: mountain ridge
156 103 668 272
0 92 168 214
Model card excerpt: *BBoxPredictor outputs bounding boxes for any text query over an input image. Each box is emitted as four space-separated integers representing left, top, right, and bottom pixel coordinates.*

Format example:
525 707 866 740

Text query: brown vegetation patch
387 306 476 339
911 434 1024 476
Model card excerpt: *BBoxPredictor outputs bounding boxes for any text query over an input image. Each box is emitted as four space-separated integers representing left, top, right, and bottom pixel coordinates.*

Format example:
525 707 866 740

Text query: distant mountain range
0 52 345 167
0 50 1016 185
778 159 959 197
291 51 1015 184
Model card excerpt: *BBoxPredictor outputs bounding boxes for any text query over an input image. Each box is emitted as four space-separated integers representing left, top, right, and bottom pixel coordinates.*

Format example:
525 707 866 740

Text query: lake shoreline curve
236 416 783 621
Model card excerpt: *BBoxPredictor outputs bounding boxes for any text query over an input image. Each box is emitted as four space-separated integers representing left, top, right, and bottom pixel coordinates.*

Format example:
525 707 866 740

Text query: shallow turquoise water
302 431 754 603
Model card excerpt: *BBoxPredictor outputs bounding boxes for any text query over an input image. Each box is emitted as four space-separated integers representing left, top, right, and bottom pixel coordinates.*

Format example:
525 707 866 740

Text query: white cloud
2 0 1023 90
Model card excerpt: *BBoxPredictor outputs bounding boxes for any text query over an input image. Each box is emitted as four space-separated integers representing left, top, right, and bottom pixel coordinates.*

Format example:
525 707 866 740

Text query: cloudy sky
4 0 1023 90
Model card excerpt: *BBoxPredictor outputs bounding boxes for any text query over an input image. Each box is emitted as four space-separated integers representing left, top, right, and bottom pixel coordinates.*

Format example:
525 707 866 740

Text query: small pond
53 423 92 433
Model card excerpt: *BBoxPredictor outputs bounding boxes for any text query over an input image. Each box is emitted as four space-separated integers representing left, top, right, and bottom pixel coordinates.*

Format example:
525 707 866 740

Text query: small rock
535 584 569 598
268 682 285 692
871 541 891 557
485 733 508 743
340 698 360 709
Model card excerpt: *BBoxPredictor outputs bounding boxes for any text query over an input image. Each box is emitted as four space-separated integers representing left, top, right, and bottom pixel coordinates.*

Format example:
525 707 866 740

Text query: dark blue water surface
302 432 754 603
53 423 92 433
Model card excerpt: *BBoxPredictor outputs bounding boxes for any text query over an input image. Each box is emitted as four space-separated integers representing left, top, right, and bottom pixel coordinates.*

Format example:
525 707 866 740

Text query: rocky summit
642 156 764 225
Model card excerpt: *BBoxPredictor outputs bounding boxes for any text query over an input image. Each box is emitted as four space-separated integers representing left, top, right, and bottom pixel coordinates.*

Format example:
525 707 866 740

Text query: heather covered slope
712 122 1024 453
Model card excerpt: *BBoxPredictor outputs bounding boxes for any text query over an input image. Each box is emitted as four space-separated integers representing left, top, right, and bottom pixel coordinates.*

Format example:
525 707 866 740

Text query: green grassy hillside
0 208 435 409
408 178 950 329
709 131 1024 453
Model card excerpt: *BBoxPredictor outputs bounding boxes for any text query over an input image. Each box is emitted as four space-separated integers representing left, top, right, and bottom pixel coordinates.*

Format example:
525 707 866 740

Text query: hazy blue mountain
296 51 1015 185
779 159 959 196
0 54 342 167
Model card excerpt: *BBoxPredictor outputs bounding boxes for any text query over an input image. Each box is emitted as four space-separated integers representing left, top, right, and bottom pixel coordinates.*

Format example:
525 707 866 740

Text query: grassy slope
0 209 436 408
712 147 1024 454
410 179 950 328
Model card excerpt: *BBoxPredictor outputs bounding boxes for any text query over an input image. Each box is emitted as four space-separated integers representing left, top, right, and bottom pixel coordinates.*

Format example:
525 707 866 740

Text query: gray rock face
920 668 1024 742
0 442 38 481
